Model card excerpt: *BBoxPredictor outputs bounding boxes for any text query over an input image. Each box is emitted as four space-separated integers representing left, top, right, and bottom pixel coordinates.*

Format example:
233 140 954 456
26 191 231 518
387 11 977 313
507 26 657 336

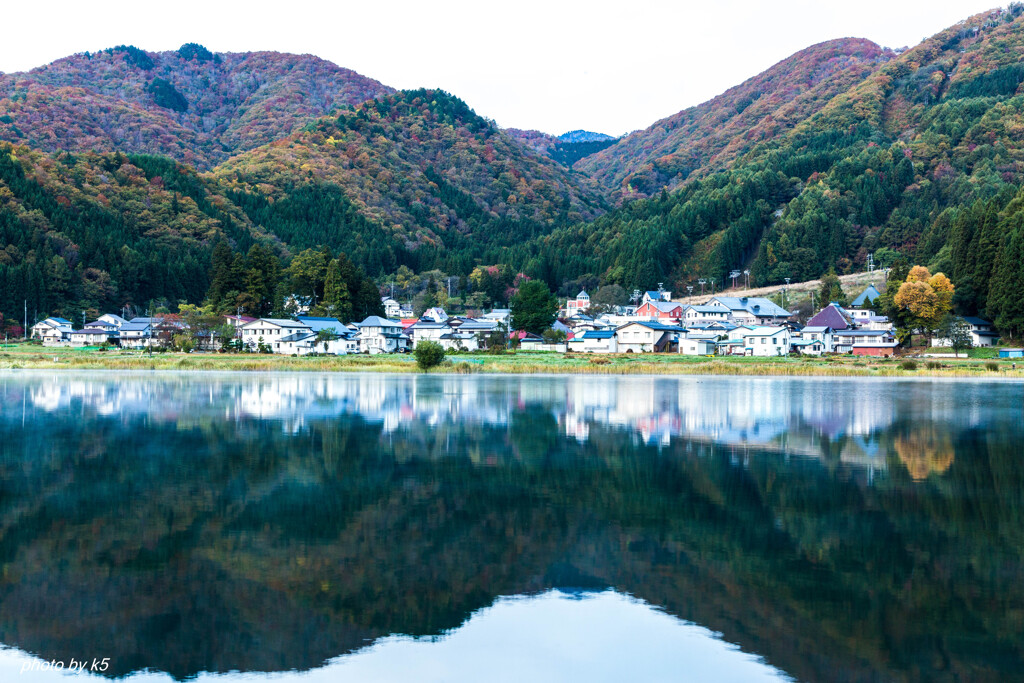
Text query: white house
642 290 672 304
791 339 826 356
799 326 835 353
741 326 791 357
614 321 681 353
567 329 618 354
356 316 409 354
31 317 73 344
382 297 402 319
931 317 999 348
96 313 128 329
117 320 153 348
682 303 731 325
239 319 313 350
679 335 717 356
69 328 113 347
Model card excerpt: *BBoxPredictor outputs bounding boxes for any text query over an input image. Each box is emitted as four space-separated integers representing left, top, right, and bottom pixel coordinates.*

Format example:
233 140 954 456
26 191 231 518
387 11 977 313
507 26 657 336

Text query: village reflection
10 372 1006 479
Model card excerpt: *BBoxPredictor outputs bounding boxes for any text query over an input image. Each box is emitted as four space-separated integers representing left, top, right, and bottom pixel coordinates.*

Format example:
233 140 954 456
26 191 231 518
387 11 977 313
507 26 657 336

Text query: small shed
998 348 1024 358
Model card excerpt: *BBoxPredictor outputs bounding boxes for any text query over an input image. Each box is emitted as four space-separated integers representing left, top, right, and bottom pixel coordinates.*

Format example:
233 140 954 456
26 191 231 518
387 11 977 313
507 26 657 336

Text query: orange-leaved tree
893 266 954 341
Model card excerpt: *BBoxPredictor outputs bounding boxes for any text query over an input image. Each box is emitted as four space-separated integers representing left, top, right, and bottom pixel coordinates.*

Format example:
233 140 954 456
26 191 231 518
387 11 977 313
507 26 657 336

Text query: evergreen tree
511 280 558 334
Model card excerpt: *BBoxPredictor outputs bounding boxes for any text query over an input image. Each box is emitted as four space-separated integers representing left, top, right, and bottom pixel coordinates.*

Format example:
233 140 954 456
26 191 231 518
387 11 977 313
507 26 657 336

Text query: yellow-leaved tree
893 266 954 340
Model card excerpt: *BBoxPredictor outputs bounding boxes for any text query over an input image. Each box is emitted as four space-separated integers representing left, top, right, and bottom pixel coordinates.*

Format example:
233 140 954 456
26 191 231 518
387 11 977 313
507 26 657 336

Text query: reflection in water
0 590 791 683
0 371 1022 682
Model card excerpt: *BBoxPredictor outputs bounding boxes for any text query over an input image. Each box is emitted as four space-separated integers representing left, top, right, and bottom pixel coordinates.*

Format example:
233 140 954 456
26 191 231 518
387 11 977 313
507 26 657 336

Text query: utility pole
686 285 693 300
743 270 750 289
24 300 27 341
783 278 791 310
698 279 706 296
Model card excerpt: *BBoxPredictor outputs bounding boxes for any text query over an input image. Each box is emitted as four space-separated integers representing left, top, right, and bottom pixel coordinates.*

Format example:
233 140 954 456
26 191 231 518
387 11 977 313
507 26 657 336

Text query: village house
356 316 410 354
239 318 313 350
565 290 591 316
798 325 835 353
642 289 672 304
614 321 682 353
791 338 827 356
636 299 685 322
567 329 619 354
710 297 791 326
832 329 895 354
117 320 153 349
95 313 128 329
381 297 402 319
806 303 854 330
437 331 479 352
931 316 1000 348
31 317 73 344
682 303 731 325
679 335 717 356
69 328 114 347
741 326 791 357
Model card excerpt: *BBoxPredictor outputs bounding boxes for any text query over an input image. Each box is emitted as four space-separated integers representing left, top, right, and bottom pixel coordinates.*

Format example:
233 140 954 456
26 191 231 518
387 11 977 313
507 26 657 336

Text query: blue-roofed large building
296 316 347 335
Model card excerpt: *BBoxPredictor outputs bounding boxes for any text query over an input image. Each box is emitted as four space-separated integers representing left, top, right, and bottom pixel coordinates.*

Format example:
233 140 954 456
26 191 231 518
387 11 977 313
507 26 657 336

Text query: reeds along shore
0 347 1021 378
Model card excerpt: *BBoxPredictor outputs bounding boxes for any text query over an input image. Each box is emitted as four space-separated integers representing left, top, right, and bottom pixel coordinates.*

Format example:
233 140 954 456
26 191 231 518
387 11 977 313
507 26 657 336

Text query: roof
72 328 111 335
801 326 832 333
357 316 401 328
279 332 317 343
791 339 823 347
711 297 790 317
618 321 685 332
98 314 127 324
581 330 615 339
243 318 311 329
640 300 683 313
685 305 726 313
833 329 891 337
742 326 788 338
119 322 151 332
49 317 71 324
852 341 899 348
576 290 589 298
850 284 882 308
962 316 992 327
297 316 346 333
806 304 852 330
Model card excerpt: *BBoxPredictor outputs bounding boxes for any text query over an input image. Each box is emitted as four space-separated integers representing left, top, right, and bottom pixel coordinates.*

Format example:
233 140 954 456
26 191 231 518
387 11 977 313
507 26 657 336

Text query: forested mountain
0 143 266 320
503 128 618 166
0 90 606 324
576 38 893 200
0 45 392 169
209 90 607 275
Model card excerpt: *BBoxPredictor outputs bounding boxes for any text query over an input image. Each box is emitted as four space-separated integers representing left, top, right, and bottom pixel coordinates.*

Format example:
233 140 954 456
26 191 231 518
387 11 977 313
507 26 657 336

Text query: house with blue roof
567 329 618 354
850 284 882 309
31 317 73 344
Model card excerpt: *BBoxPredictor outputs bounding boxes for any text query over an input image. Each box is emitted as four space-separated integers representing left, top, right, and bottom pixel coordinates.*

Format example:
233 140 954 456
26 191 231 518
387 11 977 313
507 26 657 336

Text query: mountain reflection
0 372 1022 682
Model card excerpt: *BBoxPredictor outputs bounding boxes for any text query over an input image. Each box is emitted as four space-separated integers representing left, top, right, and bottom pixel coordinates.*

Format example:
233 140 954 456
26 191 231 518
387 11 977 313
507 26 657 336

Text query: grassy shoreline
1 344 1021 379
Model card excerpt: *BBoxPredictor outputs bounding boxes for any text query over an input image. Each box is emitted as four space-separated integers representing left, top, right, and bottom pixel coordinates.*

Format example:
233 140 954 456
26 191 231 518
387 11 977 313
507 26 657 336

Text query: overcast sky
0 0 1004 136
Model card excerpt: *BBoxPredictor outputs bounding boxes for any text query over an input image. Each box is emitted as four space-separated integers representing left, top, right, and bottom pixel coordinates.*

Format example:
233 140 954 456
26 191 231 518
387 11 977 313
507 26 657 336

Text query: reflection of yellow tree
894 427 955 480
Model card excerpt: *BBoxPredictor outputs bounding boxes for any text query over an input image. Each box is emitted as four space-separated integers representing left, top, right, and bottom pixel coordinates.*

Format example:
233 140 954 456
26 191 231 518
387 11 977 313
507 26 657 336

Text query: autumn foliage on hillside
211 90 607 272
0 46 393 169
577 38 893 200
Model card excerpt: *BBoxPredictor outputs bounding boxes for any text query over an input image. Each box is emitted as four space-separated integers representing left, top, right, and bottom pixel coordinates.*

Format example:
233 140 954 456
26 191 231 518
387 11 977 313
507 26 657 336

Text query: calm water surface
0 371 1021 682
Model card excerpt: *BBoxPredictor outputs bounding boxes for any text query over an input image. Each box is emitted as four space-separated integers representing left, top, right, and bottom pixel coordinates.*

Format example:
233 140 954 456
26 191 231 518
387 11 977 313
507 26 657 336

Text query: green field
1 343 1022 378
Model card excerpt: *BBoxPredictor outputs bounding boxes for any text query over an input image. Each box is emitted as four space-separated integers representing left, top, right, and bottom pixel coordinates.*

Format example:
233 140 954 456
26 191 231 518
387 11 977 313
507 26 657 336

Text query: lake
0 371 1021 682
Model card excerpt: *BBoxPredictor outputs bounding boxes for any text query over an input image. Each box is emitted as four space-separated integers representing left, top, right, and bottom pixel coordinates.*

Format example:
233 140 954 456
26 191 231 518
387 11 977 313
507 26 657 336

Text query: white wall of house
742 328 790 356
615 324 668 353
679 338 716 355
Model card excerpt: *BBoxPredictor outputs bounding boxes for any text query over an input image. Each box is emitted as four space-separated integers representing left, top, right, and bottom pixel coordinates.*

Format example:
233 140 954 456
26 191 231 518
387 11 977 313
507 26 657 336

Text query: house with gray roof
710 297 791 325
356 316 409 354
